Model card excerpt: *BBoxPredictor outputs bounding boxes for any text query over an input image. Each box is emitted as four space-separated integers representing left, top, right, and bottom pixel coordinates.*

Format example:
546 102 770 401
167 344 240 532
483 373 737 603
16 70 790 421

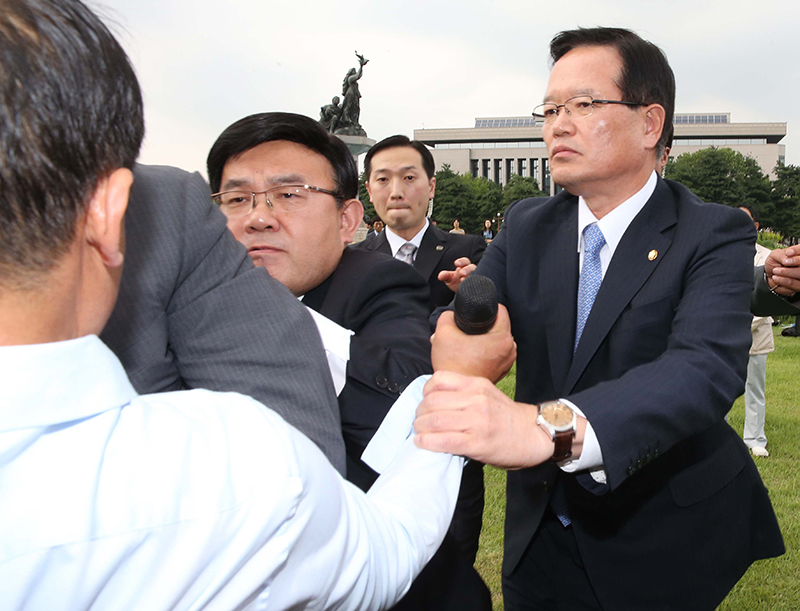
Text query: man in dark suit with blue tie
414 27 784 611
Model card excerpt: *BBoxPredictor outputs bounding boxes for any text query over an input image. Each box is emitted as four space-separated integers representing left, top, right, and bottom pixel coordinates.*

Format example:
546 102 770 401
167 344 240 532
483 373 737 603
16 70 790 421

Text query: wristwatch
537 401 577 462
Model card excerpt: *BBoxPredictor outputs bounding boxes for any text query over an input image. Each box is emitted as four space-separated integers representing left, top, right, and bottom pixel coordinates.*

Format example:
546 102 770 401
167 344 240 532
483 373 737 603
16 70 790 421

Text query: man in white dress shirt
0 1 463 609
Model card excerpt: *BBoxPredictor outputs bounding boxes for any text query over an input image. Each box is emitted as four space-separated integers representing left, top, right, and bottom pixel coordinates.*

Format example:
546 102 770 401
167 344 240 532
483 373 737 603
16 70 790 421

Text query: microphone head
453 274 498 335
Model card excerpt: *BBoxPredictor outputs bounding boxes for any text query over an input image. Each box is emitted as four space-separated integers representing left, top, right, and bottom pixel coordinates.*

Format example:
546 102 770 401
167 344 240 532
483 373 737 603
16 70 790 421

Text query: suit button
398 384 406 394
627 466 635 476
375 376 388 389
388 382 399 393
542 480 550 491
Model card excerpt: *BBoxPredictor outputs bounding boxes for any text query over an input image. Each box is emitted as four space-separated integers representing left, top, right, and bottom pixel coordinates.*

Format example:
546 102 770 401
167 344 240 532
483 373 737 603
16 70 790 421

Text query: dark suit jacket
302 248 433 490
476 178 784 610
356 224 487 311
303 247 491 611
100 164 346 474
751 265 800 316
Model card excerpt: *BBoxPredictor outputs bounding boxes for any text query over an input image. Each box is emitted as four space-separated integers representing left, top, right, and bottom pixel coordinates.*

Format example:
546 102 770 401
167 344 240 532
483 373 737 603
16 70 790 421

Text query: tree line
358 148 800 242
359 166 546 235
665 148 800 243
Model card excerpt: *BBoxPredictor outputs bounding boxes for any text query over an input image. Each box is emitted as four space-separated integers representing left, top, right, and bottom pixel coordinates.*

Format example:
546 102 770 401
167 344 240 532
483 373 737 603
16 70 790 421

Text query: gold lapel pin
436 245 444 251
648 249 658 261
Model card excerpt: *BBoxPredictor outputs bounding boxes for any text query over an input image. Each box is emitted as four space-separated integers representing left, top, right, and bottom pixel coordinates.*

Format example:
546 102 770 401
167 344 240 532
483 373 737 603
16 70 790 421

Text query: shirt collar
384 218 429 257
0 335 137 432
577 170 658 255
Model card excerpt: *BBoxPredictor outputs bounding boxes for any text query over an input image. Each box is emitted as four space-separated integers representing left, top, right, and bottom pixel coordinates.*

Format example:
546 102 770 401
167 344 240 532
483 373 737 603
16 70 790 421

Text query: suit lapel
541 199 580 394
564 180 678 393
414 225 447 281
364 231 391 255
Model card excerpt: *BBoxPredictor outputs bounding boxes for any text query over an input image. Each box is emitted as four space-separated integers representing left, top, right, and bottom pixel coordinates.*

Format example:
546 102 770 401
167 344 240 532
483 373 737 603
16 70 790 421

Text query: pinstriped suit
100 164 346 474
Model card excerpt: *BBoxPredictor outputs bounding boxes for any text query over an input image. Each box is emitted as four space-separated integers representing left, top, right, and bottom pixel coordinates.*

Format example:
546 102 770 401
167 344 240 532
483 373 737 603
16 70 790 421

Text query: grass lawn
474 328 799 610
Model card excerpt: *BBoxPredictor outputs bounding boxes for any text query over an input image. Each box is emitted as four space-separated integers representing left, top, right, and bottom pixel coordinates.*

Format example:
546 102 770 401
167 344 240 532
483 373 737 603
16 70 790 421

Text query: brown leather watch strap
551 429 575 462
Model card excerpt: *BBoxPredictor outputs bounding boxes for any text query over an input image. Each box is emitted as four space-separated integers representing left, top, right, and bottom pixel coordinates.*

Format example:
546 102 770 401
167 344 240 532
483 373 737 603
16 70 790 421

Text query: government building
414 113 786 196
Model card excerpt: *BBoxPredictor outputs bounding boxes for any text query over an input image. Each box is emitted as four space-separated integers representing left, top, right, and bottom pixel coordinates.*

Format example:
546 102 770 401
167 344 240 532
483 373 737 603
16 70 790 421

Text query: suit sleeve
343 257 433 397
102 165 346 474
751 265 800 316
567 206 755 490
468 233 487 266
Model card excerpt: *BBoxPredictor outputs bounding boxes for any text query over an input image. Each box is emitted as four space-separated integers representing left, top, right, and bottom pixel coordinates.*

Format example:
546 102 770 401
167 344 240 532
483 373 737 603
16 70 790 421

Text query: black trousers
503 508 603 611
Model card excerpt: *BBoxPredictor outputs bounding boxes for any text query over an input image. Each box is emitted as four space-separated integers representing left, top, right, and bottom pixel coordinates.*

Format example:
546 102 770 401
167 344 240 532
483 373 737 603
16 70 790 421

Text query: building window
494 159 502 185
542 159 550 193
518 158 526 175
506 159 514 183
482 159 490 179
470 159 479 178
530 158 539 182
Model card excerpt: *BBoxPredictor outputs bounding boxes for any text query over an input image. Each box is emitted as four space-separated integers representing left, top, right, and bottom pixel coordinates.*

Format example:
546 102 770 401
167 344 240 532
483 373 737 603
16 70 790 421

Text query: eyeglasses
532 95 643 124
212 184 340 218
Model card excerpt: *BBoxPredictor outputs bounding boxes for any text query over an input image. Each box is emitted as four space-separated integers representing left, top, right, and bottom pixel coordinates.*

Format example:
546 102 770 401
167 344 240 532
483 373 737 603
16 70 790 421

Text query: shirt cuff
557 398 606 484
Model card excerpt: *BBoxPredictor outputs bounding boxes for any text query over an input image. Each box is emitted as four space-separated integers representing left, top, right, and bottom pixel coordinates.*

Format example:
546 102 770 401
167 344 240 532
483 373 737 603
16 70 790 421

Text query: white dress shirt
0 336 462 611
384 219 429 260
560 171 658 480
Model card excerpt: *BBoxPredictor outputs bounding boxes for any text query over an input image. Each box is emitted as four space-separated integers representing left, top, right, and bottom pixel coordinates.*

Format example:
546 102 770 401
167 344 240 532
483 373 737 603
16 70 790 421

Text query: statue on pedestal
319 52 368 137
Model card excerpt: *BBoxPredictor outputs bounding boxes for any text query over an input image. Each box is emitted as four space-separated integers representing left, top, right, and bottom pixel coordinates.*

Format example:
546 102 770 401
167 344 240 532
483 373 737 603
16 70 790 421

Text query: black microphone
453 274 498 335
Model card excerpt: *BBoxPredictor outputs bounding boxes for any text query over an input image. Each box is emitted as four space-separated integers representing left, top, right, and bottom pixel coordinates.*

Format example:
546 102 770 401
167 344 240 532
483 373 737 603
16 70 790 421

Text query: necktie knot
396 242 417 264
583 222 605 256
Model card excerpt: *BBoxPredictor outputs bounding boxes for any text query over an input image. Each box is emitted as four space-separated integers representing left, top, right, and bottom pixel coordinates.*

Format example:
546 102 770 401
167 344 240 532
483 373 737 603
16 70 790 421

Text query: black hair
364 135 435 180
0 0 144 286
207 112 357 204
739 205 759 225
550 27 675 155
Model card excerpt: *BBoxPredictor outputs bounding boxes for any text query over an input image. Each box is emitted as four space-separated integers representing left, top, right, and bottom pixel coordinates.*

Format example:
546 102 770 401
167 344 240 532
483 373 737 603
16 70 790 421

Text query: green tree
663 147 770 208
358 171 375 221
765 163 800 242
501 174 547 208
462 174 503 232
431 164 478 232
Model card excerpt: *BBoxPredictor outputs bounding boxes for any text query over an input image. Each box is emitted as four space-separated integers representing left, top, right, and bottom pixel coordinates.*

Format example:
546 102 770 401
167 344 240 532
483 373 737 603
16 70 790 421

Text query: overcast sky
96 0 799 179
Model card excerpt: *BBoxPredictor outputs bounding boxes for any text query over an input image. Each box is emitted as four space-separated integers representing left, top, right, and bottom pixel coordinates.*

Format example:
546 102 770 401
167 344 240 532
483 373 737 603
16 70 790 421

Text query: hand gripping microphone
453 274 498 335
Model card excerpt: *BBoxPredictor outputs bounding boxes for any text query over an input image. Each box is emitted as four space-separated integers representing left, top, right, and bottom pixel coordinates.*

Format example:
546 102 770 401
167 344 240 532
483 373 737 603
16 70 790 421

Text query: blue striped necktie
574 223 606 352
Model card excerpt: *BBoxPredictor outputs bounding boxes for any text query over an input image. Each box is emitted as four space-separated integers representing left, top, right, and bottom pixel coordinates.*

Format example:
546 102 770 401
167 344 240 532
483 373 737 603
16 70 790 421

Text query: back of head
0 0 144 289
207 112 357 202
549 27 675 156
364 135 435 180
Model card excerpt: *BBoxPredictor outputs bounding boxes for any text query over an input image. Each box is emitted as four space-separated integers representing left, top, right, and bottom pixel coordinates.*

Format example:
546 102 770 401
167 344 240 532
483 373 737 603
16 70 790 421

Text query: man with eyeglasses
414 27 783 610
206 112 493 611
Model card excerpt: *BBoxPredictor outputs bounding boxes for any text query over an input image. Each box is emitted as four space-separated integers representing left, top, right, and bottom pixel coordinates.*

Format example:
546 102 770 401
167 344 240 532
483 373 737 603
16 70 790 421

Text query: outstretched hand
438 257 476 293
765 246 800 297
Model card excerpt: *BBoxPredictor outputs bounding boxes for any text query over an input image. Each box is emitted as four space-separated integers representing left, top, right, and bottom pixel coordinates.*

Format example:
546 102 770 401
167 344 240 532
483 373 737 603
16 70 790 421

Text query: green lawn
475 328 800 610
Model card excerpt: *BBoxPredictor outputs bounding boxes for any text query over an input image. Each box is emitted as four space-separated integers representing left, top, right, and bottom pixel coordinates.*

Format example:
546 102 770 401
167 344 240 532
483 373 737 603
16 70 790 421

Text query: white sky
95 0 800 179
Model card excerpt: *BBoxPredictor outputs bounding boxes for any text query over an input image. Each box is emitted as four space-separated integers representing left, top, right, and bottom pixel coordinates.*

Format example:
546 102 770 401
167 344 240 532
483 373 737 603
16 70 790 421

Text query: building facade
415 113 786 196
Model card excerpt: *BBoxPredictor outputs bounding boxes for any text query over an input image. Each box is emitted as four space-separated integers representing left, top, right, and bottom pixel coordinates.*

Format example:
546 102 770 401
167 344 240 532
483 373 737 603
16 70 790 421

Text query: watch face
541 403 573 427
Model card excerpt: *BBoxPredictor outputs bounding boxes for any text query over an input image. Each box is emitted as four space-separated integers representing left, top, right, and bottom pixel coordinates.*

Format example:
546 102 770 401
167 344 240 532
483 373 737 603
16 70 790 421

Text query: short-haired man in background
356 135 488 564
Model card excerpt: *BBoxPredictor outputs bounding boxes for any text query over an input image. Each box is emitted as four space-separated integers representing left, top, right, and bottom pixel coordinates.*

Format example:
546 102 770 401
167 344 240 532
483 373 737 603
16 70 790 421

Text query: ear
84 167 133 269
643 104 666 152
428 176 436 199
340 198 364 245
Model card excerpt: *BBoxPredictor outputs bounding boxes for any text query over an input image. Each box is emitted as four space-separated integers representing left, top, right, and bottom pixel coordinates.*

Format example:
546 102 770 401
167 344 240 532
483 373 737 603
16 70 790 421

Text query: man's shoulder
425 224 482 249
131 163 207 196
336 247 429 294
126 389 303 482
659 179 755 232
